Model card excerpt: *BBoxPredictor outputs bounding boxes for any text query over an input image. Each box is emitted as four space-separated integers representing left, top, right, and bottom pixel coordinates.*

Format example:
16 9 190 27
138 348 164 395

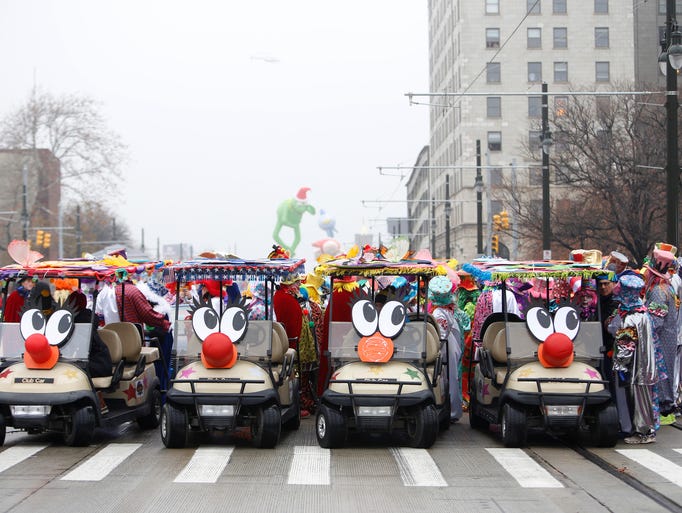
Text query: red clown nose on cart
201 332 238 369
24 333 60 369
537 332 574 368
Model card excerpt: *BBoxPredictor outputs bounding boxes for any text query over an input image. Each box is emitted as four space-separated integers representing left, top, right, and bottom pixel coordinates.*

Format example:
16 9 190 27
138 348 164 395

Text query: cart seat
92 328 123 389
271 321 296 383
104 322 145 379
482 322 506 353
425 322 439 365
491 329 508 363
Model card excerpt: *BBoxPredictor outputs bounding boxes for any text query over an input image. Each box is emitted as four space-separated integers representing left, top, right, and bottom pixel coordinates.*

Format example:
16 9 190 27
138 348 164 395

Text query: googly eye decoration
20 307 74 347
351 294 406 339
526 306 580 342
190 297 249 343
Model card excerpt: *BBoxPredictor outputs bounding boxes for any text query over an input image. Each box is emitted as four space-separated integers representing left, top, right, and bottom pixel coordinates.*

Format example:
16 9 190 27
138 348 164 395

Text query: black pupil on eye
363 303 376 323
565 311 579 331
391 305 404 325
233 311 246 331
31 311 43 330
538 310 552 329
58 314 71 333
204 310 219 330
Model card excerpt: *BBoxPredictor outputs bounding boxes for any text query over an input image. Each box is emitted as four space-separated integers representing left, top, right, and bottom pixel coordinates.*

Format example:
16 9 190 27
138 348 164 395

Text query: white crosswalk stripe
486 448 563 488
0 445 47 473
619 449 682 488
287 445 330 485
390 447 447 486
174 447 234 483
61 443 142 481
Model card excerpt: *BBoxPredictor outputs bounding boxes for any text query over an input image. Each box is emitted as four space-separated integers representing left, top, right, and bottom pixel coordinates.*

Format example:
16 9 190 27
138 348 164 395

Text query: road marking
486 448 563 488
287 446 330 485
174 447 234 483
390 447 447 487
61 443 141 481
620 449 682 488
0 445 47 473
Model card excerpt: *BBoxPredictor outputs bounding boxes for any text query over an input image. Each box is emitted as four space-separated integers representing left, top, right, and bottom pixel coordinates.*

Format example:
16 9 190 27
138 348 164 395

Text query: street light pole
475 139 483 254
541 82 552 260
665 0 680 248
445 174 451 258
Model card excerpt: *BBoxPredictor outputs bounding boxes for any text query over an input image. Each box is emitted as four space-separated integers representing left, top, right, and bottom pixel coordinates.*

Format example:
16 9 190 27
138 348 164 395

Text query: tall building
410 0 664 261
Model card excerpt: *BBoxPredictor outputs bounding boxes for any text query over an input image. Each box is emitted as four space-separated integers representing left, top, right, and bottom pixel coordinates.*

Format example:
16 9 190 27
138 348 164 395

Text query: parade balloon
272 187 315 256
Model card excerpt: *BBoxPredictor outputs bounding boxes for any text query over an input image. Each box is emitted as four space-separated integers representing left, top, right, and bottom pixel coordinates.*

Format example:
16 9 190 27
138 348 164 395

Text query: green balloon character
273 187 316 256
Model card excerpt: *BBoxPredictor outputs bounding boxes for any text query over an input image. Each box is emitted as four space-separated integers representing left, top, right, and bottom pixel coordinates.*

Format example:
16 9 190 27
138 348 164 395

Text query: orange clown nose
538 332 574 368
357 333 394 363
201 332 238 368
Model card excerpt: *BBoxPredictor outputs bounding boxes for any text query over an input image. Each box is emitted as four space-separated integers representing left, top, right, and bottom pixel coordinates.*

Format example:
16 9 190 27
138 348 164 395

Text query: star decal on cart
517 368 534 378
124 383 137 401
63 369 79 379
179 367 196 379
584 368 600 379
482 383 490 397
368 365 383 375
403 368 419 380
0 368 13 379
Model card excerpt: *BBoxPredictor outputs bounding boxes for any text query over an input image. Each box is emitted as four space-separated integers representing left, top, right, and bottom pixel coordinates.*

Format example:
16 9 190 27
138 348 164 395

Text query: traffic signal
500 210 510 230
491 235 499 254
43 232 51 248
493 214 501 231
36 230 44 246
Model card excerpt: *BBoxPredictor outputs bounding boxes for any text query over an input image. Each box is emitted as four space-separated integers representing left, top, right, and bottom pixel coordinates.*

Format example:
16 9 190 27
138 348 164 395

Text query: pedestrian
3 275 34 322
608 272 658 444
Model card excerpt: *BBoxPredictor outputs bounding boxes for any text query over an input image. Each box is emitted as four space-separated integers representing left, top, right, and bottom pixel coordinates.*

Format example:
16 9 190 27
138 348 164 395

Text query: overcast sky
0 1 429 269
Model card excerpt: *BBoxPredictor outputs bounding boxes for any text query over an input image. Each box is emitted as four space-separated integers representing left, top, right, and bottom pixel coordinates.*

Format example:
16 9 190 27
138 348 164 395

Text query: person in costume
3 275 35 322
429 275 465 422
456 273 479 406
608 273 658 444
643 247 680 425
28 281 58 318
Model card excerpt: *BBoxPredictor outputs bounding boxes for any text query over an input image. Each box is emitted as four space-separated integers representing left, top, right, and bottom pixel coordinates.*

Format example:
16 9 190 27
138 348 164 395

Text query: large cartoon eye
352 299 378 337
526 307 554 341
220 306 248 343
20 309 46 340
45 310 74 347
378 301 406 338
553 306 580 340
192 306 220 341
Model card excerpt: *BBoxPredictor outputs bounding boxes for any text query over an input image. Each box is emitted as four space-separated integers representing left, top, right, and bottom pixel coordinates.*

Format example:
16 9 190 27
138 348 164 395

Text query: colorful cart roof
0 258 166 282
315 258 448 278
164 258 306 283
463 258 615 282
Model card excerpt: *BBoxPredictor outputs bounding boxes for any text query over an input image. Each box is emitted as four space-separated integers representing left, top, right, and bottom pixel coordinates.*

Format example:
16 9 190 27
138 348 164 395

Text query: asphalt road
0 415 681 513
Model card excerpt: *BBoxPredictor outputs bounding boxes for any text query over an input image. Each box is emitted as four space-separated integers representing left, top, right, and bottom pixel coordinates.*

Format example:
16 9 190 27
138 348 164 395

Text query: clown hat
296 187 310 201
646 248 676 281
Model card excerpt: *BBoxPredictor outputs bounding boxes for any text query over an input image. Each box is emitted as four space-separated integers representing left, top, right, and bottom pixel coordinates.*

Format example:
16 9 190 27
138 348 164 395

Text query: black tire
0 413 6 447
316 405 346 448
63 406 95 447
439 397 451 431
282 394 301 431
592 404 619 447
469 380 490 431
406 404 439 448
252 406 281 448
501 402 527 448
160 403 188 448
137 387 162 429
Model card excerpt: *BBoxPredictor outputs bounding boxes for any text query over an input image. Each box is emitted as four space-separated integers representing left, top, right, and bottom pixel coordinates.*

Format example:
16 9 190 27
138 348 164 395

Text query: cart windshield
329 320 427 362
0 322 92 360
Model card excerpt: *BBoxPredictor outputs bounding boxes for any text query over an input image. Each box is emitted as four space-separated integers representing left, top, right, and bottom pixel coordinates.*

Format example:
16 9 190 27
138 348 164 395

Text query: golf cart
466 260 618 447
160 257 302 448
314 258 450 448
0 260 163 446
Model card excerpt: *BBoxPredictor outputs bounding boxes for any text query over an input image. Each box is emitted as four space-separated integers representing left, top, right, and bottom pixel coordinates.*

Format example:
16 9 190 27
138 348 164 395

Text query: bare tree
499 83 671 266
0 87 128 202
61 201 132 259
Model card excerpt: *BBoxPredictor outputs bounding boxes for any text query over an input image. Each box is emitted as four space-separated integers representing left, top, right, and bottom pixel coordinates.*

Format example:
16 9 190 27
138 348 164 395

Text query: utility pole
445 174 451 258
430 196 436 257
21 164 29 241
541 82 552 260
76 205 82 256
475 140 483 255
665 0 680 248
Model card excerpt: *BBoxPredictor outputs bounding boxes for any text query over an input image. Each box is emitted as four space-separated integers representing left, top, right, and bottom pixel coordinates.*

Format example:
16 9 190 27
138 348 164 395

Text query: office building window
529 167 543 186
528 27 542 48
529 130 543 152
488 131 502 151
486 0 500 14
527 0 541 14
595 27 609 48
486 28 500 48
487 62 501 82
595 0 608 13
528 96 542 118
490 168 503 186
487 96 502 117
553 27 567 48
528 62 542 82
659 0 682 14
555 95 568 116
596 61 610 82
553 0 567 13
554 61 568 82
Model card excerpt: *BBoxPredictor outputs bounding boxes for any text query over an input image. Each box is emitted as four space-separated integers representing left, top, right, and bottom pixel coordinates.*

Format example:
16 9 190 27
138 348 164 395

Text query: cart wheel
592 404 619 447
161 403 188 448
63 406 95 447
316 405 346 448
0 413 6 447
252 405 281 448
137 387 162 429
469 380 489 431
407 404 439 448
501 402 527 448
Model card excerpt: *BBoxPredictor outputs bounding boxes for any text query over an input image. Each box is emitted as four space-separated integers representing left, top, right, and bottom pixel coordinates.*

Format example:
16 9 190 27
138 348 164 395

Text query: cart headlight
544 405 581 416
198 404 235 416
356 406 393 417
11 405 51 416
